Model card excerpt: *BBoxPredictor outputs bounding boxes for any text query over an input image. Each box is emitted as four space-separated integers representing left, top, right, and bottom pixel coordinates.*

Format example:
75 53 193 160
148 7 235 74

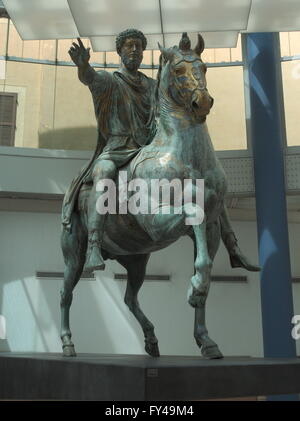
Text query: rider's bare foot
230 245 260 272
224 232 260 272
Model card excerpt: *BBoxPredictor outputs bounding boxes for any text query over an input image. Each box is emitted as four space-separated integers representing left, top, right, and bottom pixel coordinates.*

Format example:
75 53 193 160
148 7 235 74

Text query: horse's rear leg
188 219 223 359
116 254 160 357
60 213 87 357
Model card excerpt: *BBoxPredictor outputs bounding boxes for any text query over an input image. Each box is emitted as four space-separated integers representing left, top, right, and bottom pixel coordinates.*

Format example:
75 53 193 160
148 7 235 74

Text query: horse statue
60 33 233 359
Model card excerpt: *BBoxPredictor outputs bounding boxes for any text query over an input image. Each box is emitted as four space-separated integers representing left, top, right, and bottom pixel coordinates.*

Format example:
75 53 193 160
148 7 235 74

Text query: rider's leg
85 159 116 271
220 206 260 272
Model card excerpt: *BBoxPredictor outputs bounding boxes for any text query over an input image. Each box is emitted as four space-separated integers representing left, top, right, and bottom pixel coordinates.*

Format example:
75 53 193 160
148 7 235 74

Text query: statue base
0 353 299 400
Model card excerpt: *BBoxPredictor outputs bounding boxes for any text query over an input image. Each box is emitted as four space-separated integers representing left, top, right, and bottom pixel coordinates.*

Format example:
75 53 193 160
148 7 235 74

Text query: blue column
243 33 297 401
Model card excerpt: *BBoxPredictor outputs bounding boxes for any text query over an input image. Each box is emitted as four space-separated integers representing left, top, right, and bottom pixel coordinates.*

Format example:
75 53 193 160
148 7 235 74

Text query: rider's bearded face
120 37 143 71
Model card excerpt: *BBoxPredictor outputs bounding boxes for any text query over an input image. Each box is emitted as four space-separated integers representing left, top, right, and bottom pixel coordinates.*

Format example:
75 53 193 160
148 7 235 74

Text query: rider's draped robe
62 69 157 230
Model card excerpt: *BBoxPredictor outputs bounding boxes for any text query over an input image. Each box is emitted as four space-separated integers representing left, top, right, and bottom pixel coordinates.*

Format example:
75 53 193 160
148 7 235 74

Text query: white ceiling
245 0 300 33
2 0 79 39
90 31 239 51
2 0 300 51
68 0 251 36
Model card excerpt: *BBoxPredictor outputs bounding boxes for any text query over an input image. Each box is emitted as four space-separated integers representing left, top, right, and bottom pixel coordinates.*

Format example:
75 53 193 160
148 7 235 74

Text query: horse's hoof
85 247 105 272
63 345 77 357
84 261 105 272
145 342 160 358
202 345 223 359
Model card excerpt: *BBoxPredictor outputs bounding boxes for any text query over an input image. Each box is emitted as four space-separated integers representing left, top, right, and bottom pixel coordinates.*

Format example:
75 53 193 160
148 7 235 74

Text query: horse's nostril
192 101 199 109
210 97 214 107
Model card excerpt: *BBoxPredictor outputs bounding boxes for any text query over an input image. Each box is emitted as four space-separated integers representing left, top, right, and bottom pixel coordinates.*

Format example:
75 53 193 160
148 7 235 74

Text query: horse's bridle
173 58 207 91
170 57 208 111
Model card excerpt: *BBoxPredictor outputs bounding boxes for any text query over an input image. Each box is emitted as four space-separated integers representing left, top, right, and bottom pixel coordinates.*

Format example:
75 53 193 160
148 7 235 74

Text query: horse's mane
155 38 190 104
154 46 181 117
154 54 163 117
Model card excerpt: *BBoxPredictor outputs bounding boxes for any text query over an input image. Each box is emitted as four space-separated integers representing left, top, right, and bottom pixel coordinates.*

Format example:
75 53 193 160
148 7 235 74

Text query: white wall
0 147 91 195
1 210 298 357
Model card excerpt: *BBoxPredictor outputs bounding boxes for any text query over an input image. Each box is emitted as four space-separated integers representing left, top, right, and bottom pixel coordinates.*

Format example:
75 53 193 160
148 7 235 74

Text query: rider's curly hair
116 29 147 55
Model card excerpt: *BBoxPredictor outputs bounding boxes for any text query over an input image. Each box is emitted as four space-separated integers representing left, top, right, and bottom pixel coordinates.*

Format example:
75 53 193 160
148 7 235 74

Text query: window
0 18 247 152
0 92 18 146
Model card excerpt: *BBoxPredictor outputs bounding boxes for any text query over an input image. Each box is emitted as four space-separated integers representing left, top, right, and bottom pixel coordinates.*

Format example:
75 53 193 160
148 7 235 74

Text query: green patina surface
60 30 259 359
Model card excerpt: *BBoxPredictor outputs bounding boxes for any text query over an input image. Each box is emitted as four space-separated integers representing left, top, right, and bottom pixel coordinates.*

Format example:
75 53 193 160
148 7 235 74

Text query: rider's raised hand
69 38 90 67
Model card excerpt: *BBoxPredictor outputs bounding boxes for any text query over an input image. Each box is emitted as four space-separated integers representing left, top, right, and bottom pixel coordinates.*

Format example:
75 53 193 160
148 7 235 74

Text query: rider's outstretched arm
69 38 98 85
78 62 97 86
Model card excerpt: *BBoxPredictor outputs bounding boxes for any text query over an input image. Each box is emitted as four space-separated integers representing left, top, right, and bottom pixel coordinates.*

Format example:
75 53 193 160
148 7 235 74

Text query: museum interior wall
0 210 299 357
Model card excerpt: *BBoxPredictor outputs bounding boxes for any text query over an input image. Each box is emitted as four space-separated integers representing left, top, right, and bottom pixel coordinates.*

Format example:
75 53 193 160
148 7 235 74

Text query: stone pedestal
0 353 299 400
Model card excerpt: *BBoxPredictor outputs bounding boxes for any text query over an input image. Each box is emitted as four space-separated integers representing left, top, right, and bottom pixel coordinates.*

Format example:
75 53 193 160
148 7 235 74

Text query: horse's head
157 33 214 122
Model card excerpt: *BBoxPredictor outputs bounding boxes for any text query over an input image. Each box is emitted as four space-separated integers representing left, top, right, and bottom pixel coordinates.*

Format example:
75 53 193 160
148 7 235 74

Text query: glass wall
280 32 300 147
0 18 247 151
206 65 247 151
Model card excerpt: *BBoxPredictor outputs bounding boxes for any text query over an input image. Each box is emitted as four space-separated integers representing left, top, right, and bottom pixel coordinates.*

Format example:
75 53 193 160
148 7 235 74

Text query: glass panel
7 21 23 57
289 31 300 56
90 36 116 53
230 35 242 62
3 0 79 40
165 31 238 50
153 50 160 66
144 34 164 50
202 49 216 64
201 31 238 49
22 40 40 60
281 59 300 147
202 36 242 64
280 31 300 58
90 35 162 54
1 32 247 151
87 40 104 63
8 22 57 61
280 32 291 57
105 52 120 66
206 65 247 150
247 0 300 32
0 60 5 81
57 39 72 62
215 48 231 63
140 69 152 79
39 40 56 61
0 18 8 56
68 0 161 37
142 50 152 66
47 65 97 150
161 0 251 32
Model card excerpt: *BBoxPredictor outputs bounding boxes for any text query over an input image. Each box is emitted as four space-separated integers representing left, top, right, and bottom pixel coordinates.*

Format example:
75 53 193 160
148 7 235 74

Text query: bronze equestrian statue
60 30 259 358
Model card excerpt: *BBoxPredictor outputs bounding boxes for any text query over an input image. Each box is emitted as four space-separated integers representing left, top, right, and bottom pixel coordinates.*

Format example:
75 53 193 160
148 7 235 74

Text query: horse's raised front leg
60 213 87 357
187 217 223 359
116 254 160 357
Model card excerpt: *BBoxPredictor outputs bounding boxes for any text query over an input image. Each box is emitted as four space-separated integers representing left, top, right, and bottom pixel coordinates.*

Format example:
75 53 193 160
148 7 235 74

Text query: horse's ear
158 42 171 63
194 33 205 56
179 32 191 51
